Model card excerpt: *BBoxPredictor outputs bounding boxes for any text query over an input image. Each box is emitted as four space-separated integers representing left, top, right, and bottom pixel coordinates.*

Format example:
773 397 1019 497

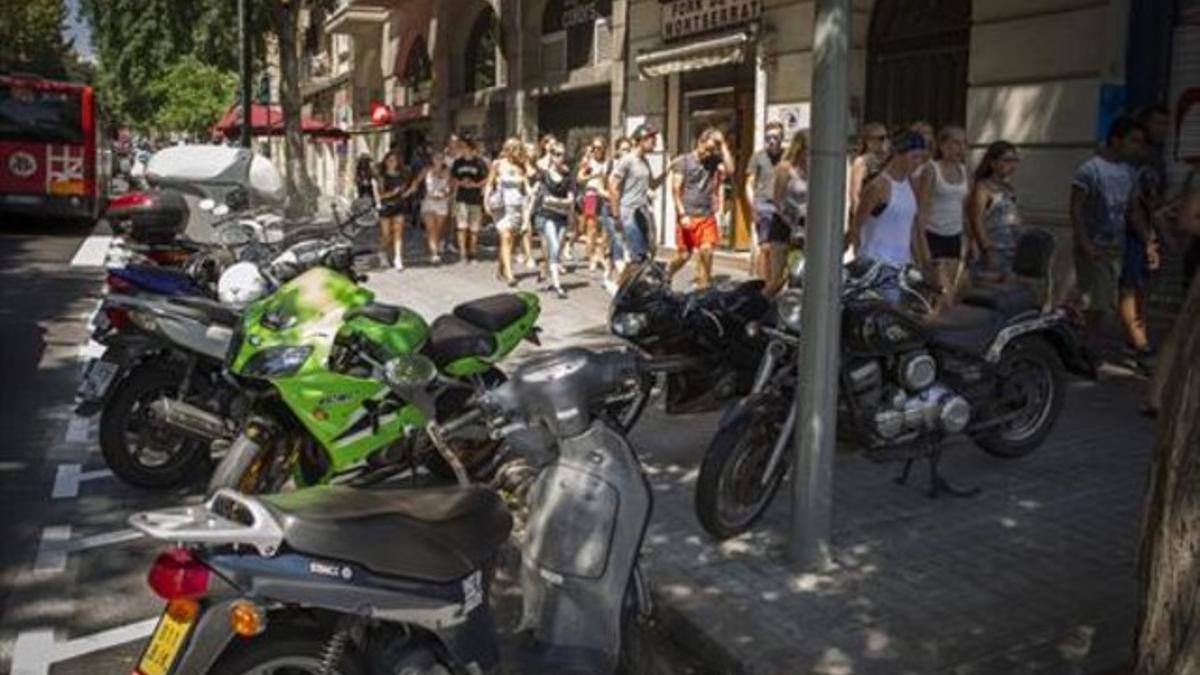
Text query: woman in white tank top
848 131 933 305
916 126 969 309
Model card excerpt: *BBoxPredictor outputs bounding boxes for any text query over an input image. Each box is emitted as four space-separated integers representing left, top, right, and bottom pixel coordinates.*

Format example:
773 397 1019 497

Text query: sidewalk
368 244 1153 675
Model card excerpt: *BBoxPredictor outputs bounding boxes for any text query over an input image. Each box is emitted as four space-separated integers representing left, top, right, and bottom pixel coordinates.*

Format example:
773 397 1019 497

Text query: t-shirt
451 156 489 205
612 152 653 212
1072 155 1137 251
680 152 724 217
747 148 782 203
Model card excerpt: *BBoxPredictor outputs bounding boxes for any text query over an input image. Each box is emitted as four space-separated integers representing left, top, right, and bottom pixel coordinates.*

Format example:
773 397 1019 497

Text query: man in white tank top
847 131 933 304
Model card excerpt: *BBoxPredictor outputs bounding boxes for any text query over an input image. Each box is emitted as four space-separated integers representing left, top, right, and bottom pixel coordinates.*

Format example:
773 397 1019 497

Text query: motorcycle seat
925 305 1007 354
961 282 1040 317
166 296 241 327
344 302 403 325
453 294 526 332
425 315 497 368
260 485 512 584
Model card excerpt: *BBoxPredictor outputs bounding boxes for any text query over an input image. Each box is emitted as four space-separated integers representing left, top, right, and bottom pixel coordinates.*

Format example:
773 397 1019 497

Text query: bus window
0 83 85 145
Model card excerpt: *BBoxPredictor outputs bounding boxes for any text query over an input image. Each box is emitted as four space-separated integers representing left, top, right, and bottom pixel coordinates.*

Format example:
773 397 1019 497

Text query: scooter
130 347 661 674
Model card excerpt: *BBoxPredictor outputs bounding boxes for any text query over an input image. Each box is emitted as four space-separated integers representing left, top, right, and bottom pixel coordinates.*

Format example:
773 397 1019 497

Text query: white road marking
69 234 114 268
34 526 144 574
64 415 96 445
11 617 158 675
77 339 106 363
52 463 114 499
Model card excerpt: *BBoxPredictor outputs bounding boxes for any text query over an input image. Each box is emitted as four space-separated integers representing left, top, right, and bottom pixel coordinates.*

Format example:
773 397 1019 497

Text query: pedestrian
747 121 787 282
668 127 732 290
916 125 969 309
420 150 452 265
354 154 376 206
1069 115 1147 359
534 140 576 299
966 141 1021 281
849 122 891 221
609 124 673 276
848 131 933 306
450 136 489 263
766 129 810 295
485 138 531 287
577 135 612 275
599 136 634 294
1118 105 1172 372
377 150 420 271
910 120 936 173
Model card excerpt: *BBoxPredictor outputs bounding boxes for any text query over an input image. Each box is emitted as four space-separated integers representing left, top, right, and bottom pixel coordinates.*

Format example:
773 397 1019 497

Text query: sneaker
431 255 442 266
603 279 620 296
393 258 404 271
516 254 527 266
554 285 567 300
525 258 538 271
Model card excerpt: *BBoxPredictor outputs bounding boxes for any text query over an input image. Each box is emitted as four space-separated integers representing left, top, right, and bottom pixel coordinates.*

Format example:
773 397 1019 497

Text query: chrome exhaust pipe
150 398 233 442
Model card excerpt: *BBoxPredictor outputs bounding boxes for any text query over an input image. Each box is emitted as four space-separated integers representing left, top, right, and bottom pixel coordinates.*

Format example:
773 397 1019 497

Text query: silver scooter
128 347 660 674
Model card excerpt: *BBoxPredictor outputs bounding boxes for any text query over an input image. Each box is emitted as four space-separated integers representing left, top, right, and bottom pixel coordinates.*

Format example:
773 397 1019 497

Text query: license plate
138 608 195 675
77 358 119 402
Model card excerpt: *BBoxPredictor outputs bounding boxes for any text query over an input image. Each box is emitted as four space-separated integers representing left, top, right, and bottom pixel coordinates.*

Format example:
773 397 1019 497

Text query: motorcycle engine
846 352 971 442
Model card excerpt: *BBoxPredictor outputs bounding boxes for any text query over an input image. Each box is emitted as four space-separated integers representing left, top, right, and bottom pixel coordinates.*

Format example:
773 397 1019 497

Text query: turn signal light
166 598 199 623
229 600 267 637
147 548 211 601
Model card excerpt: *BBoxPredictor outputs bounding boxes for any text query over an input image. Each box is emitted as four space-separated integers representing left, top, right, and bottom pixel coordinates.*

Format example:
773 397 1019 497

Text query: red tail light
105 273 135 293
107 191 156 213
147 548 211 601
146 249 191 266
103 306 132 331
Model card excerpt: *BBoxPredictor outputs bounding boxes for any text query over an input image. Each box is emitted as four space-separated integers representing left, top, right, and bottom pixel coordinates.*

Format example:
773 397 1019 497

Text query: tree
0 0 77 79
1134 276 1200 674
148 56 236 138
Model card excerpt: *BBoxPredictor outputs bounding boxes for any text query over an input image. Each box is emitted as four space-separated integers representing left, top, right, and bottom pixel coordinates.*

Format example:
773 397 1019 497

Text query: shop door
865 0 970 129
683 86 753 249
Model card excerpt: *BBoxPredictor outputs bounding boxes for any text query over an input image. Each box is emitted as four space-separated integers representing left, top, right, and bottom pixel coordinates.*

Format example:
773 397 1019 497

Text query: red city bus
0 74 110 222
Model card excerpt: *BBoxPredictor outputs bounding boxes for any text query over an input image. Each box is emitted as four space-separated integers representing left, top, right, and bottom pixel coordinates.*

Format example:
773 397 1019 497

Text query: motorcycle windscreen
519 422 651 671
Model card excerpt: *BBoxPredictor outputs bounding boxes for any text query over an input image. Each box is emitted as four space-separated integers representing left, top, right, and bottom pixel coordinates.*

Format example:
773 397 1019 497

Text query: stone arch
864 0 971 130
464 4 504 93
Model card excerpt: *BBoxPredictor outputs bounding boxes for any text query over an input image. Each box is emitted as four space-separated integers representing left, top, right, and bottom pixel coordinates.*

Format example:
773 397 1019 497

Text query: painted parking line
11 617 158 675
34 525 144 575
52 463 114 499
69 234 115 268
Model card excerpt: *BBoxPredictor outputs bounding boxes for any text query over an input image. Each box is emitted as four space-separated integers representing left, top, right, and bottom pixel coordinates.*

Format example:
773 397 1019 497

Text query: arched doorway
465 7 503 94
865 0 971 130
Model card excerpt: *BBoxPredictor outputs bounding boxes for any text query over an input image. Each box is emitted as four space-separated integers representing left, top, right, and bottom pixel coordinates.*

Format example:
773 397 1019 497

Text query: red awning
214 104 347 139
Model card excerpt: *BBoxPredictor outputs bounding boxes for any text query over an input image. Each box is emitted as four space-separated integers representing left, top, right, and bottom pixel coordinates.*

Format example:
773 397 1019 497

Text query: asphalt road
0 220 708 675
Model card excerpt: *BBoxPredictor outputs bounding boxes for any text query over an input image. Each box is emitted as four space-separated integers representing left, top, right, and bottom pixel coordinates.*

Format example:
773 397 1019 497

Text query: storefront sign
662 0 762 42
767 102 811 138
563 0 602 28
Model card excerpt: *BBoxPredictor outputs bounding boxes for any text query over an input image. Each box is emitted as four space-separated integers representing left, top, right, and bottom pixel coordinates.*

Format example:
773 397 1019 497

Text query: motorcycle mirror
198 198 217 212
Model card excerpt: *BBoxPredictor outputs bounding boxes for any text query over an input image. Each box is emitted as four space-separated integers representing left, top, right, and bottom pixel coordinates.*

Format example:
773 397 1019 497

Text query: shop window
541 0 613 72
465 8 504 93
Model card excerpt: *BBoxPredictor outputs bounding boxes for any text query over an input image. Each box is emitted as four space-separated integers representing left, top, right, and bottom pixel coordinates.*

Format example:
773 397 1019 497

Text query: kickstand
926 449 980 499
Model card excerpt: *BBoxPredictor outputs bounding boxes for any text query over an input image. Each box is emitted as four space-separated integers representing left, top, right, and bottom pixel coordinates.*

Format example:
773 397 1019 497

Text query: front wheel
209 629 363 675
694 396 788 540
971 336 1065 458
100 365 207 489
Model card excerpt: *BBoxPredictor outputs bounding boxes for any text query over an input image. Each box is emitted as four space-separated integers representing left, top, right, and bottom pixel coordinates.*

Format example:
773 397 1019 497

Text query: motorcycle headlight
776 290 804 333
384 353 437 390
611 312 649 337
241 346 313 378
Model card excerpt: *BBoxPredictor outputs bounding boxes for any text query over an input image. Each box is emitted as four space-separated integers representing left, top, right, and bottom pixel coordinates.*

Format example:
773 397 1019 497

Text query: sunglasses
766 134 783 141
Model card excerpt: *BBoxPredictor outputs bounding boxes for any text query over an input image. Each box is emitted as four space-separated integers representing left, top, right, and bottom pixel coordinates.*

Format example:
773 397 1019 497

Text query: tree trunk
1134 276 1200 674
271 1 317 217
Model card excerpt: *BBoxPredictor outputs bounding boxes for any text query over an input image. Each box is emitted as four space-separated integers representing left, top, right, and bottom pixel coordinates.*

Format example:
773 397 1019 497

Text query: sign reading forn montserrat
661 0 763 41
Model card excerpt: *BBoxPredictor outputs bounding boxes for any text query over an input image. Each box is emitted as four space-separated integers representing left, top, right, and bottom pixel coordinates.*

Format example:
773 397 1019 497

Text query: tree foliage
148 56 236 138
0 0 79 79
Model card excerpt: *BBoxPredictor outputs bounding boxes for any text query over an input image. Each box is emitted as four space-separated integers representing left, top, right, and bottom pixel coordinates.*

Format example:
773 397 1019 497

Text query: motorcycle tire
971 336 1066 459
694 396 788 540
99 365 207 490
208 627 365 675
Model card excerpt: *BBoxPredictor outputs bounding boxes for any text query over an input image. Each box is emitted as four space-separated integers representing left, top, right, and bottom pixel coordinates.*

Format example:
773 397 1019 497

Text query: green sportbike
208 266 540 493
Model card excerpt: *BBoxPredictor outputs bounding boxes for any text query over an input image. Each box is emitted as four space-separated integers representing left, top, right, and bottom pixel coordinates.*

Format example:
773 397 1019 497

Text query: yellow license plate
137 608 194 675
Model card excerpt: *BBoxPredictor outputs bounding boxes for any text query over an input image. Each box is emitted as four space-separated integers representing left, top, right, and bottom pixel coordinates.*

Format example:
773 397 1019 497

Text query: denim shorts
619 206 653 262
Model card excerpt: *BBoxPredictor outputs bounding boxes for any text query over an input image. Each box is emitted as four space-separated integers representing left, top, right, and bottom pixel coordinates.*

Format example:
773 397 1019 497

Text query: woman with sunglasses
849 122 891 222
534 141 576 299
967 141 1022 280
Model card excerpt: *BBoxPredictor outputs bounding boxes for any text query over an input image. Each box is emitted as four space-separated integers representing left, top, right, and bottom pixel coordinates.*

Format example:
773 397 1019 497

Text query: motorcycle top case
107 190 189 244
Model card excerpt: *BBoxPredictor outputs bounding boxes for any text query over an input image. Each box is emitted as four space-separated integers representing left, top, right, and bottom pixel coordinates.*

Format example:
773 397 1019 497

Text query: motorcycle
607 260 771 427
205 265 542 494
694 229 1094 539
128 347 659 674
80 207 376 489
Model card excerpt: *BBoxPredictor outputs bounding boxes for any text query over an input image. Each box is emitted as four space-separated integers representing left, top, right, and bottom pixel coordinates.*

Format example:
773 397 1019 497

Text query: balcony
325 1 389 38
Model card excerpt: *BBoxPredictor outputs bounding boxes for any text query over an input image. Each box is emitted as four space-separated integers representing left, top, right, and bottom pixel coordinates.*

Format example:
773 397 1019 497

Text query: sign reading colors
662 0 762 41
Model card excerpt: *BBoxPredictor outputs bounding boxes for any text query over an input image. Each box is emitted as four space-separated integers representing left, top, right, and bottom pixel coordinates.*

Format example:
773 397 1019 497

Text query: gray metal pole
788 0 850 569
238 0 252 148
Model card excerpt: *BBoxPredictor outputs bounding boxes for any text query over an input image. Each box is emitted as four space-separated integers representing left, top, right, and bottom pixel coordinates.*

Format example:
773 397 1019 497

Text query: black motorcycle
695 230 1094 539
607 261 772 426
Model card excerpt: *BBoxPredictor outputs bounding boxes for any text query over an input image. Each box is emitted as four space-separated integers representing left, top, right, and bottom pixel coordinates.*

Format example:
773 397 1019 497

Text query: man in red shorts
668 127 733 289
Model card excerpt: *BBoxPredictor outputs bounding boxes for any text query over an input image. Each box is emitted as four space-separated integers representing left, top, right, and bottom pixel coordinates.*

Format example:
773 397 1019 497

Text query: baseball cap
893 131 928 154
632 124 659 141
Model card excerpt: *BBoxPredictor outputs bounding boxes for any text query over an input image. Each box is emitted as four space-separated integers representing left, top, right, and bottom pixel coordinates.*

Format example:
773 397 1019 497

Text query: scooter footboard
520 421 652 672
